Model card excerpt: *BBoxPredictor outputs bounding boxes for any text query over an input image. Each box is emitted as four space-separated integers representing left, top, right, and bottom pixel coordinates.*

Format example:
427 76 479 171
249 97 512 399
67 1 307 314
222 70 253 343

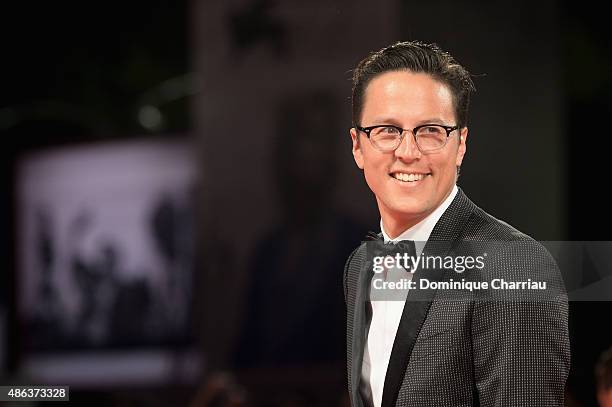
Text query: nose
394 130 421 160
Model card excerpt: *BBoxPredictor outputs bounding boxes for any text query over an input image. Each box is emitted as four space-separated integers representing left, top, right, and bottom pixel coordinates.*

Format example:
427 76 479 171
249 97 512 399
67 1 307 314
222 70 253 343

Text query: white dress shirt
360 184 458 407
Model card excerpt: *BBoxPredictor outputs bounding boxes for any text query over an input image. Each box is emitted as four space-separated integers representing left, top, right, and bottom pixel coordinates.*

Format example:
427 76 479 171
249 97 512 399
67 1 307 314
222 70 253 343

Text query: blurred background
1 0 611 405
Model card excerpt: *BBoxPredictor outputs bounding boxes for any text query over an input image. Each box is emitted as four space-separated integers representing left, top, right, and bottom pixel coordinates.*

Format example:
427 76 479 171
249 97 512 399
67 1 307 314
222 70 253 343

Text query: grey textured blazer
344 188 570 407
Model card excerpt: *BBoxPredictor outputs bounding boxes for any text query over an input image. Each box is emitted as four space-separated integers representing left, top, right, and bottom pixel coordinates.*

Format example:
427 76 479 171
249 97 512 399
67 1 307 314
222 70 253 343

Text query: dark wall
562 1 612 405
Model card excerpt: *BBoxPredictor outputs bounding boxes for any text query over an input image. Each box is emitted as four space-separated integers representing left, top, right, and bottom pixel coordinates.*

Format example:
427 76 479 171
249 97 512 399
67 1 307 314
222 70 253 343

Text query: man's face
350 70 468 235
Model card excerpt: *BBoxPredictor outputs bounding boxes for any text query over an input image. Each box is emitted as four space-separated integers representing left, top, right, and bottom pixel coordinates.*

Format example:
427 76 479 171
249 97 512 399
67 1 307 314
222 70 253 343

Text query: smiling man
344 41 570 407
351 68 465 237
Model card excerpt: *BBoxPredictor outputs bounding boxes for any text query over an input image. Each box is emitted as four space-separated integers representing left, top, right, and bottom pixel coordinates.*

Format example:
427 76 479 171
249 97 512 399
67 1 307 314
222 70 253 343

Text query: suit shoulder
463 203 534 242
461 203 566 285
461 202 558 260
344 242 367 274
343 242 367 299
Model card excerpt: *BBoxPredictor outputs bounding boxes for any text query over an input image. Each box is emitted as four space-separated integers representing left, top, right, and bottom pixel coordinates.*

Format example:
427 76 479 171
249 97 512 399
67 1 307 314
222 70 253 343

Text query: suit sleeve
343 246 360 305
471 241 571 406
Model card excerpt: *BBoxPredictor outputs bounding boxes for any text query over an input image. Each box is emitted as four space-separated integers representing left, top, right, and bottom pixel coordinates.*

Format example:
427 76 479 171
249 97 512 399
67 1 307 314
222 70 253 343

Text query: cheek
362 156 388 189
431 155 456 182
363 163 381 188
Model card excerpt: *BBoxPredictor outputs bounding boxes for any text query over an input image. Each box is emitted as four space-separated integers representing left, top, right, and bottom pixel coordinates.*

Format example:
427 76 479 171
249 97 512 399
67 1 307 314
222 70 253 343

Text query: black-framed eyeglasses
355 124 460 153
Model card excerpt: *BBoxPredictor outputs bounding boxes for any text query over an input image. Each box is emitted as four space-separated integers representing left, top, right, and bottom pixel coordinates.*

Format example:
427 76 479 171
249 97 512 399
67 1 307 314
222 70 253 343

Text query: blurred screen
15 139 199 386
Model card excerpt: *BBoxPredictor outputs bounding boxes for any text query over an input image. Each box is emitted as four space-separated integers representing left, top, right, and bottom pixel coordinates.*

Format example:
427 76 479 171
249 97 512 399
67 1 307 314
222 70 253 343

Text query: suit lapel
381 188 476 407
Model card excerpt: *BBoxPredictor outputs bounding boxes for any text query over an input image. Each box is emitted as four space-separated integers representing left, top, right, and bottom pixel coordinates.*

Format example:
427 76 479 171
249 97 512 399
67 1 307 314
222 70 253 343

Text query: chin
383 199 430 221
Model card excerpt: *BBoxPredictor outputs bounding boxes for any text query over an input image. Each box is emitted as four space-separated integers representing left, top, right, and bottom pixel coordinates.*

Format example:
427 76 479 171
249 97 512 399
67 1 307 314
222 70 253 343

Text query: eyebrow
367 117 450 127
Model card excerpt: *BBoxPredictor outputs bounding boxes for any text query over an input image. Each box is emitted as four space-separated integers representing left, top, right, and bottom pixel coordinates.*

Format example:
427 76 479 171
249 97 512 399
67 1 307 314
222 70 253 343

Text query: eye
370 126 400 139
420 126 444 135
379 126 400 135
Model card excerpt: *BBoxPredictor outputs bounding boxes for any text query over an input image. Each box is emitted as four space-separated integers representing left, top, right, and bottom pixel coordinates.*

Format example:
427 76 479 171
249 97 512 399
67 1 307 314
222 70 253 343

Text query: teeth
393 173 426 182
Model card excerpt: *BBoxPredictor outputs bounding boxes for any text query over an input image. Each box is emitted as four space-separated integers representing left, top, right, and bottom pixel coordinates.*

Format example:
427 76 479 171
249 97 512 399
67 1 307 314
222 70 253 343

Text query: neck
379 185 457 239
380 212 427 239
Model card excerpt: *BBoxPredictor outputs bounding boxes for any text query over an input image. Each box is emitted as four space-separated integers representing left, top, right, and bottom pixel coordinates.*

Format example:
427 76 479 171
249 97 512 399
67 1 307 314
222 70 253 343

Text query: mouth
389 171 432 183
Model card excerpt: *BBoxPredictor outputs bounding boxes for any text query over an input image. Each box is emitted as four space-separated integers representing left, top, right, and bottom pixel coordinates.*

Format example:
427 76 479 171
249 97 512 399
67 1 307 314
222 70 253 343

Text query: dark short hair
351 40 476 128
597 346 612 391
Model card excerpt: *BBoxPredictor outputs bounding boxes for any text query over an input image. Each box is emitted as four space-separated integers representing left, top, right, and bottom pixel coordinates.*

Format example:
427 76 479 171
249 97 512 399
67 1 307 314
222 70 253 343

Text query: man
344 41 570 406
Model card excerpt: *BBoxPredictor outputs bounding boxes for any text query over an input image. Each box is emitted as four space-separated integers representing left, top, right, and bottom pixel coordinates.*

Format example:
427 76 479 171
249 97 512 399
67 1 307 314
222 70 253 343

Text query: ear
350 127 364 169
455 127 468 167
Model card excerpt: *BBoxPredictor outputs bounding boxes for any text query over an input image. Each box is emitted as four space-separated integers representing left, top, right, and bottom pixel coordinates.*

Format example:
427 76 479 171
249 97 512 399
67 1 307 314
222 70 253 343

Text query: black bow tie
365 231 383 241
364 231 417 259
